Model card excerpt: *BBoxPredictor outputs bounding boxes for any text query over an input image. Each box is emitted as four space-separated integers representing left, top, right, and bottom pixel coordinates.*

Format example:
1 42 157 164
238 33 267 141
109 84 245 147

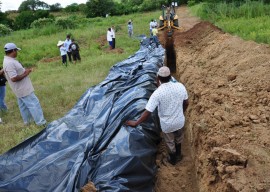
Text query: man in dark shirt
68 39 81 64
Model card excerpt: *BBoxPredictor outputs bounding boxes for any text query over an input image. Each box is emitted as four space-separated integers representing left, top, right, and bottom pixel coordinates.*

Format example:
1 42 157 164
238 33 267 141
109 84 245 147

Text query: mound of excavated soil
155 6 270 192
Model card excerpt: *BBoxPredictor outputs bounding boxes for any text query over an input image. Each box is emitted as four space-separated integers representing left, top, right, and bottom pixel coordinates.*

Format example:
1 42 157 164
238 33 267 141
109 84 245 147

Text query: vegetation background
0 0 269 154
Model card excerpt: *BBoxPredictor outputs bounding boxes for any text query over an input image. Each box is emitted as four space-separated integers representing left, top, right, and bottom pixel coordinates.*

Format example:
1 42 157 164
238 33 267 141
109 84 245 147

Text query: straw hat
57 40 64 46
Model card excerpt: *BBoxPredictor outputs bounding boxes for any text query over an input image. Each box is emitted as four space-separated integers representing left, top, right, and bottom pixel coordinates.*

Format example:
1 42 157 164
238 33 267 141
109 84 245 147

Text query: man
3 43 46 126
111 26 116 49
126 66 189 165
64 34 72 63
107 28 113 50
68 39 81 64
127 21 133 38
151 26 160 48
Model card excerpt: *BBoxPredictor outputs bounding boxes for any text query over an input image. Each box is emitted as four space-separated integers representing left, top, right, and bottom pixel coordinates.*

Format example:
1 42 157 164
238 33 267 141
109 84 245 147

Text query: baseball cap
4 43 21 52
157 66 171 77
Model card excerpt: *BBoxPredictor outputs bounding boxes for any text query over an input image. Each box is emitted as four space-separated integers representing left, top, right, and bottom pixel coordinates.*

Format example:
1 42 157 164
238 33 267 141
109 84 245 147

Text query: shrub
0 24 12 36
30 18 54 28
55 18 76 29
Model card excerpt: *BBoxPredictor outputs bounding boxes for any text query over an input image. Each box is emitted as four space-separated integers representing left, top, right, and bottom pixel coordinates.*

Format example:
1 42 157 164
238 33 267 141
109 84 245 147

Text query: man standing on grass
64 34 72 63
111 26 116 49
125 66 189 165
69 38 81 64
3 43 46 126
107 28 113 50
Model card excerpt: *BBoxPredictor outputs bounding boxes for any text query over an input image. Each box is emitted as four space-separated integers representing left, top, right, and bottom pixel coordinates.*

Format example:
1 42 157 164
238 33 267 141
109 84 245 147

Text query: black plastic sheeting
0 39 165 192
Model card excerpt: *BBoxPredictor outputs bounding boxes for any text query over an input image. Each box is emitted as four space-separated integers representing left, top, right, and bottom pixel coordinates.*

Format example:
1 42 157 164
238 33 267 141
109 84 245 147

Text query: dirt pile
168 13 269 192
155 7 269 192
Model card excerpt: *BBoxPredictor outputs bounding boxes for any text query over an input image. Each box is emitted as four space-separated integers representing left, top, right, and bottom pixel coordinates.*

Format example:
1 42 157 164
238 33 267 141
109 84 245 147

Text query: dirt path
156 6 270 192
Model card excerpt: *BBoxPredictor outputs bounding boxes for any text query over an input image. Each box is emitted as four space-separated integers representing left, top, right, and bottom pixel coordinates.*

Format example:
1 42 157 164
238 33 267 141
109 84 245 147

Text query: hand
125 120 138 127
25 68 32 75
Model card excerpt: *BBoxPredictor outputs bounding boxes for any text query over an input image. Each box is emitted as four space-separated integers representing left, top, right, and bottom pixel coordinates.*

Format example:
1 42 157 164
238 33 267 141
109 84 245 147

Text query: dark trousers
112 38 115 49
67 52 72 62
61 55 67 65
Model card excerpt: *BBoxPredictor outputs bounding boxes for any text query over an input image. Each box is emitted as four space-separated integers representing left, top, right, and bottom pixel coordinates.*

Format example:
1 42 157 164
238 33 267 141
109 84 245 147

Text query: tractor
158 4 182 37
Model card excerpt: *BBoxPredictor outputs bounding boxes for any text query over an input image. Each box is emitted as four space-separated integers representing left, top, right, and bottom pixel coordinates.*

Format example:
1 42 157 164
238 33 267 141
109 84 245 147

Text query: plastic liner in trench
0 40 165 192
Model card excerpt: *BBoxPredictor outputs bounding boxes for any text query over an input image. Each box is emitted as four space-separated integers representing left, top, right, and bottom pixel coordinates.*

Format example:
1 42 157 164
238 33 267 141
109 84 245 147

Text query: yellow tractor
158 5 182 37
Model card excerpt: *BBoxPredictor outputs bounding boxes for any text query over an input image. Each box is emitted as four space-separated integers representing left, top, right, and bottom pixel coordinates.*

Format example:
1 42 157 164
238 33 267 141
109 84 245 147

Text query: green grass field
0 11 160 154
190 1 270 45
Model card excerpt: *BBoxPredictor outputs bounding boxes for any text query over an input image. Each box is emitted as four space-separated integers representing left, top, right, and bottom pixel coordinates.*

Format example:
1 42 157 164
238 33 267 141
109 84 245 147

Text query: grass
0 10 160 154
189 1 270 45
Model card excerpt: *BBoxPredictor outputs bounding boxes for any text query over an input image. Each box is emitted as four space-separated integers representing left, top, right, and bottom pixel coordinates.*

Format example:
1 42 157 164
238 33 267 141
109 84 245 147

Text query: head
71 38 75 42
4 43 21 58
66 34 70 39
157 66 171 83
128 21 131 25
57 40 64 47
108 28 111 31
111 25 114 29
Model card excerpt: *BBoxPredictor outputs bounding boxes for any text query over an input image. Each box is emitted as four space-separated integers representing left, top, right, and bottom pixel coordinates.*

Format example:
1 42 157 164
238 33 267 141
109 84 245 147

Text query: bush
30 18 54 28
55 18 76 29
0 24 12 36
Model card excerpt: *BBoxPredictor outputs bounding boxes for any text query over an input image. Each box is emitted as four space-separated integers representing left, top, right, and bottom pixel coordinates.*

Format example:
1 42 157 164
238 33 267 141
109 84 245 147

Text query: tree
64 3 79 12
49 3 62 12
18 0 49 12
0 1 2 12
86 0 115 18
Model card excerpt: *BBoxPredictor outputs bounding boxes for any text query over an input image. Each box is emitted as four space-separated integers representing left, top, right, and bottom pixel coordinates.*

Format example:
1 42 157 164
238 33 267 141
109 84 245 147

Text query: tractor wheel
173 19 179 27
159 20 164 28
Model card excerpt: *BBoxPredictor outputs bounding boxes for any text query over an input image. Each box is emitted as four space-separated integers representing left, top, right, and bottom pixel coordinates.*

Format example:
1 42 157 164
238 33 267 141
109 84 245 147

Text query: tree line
1 0 269 32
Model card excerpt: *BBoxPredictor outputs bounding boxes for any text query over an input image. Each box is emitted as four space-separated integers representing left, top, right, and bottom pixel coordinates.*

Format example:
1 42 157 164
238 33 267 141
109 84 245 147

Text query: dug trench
155 6 270 192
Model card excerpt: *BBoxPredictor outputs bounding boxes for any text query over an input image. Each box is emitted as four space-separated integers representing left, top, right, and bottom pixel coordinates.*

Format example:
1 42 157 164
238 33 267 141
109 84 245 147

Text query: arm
11 68 32 82
183 99 189 113
125 110 151 127
0 69 4 75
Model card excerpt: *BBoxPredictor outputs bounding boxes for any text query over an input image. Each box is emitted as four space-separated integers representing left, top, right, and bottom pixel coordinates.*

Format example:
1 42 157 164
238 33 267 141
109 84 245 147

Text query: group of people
57 34 81 66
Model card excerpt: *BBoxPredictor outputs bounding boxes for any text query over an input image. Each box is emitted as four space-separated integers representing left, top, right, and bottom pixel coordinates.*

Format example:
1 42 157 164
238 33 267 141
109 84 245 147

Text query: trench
164 33 177 73
154 31 199 192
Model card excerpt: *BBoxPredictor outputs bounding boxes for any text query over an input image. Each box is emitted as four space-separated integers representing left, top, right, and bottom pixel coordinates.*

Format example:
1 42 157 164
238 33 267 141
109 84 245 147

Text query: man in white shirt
107 28 113 50
64 34 72 63
126 66 189 165
3 43 46 126
111 26 116 49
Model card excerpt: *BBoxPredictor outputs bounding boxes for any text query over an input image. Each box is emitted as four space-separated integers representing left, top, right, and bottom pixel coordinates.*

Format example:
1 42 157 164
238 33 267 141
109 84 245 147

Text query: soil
155 6 270 192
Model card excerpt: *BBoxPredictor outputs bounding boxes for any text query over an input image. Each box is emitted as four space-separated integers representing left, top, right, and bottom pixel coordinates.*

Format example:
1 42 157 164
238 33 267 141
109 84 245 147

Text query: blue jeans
17 92 46 126
0 86 7 111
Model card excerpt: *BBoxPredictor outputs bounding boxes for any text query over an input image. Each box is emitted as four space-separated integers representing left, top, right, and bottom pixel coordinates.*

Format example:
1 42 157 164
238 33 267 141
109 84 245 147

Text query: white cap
157 66 171 77
4 43 21 51
57 40 64 46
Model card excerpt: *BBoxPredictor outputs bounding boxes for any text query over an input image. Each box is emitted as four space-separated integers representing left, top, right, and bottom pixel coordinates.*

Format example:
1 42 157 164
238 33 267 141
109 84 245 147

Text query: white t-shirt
107 30 112 41
145 81 188 133
64 39 72 52
3 56 34 98
60 46 66 56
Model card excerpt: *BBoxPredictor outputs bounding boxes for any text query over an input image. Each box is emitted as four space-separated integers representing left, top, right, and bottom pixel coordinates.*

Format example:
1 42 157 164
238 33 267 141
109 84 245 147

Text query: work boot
167 152 177 165
175 143 183 162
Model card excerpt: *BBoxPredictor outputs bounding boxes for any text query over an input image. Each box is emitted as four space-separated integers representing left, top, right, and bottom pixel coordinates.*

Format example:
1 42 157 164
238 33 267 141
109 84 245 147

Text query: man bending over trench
125 66 189 165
